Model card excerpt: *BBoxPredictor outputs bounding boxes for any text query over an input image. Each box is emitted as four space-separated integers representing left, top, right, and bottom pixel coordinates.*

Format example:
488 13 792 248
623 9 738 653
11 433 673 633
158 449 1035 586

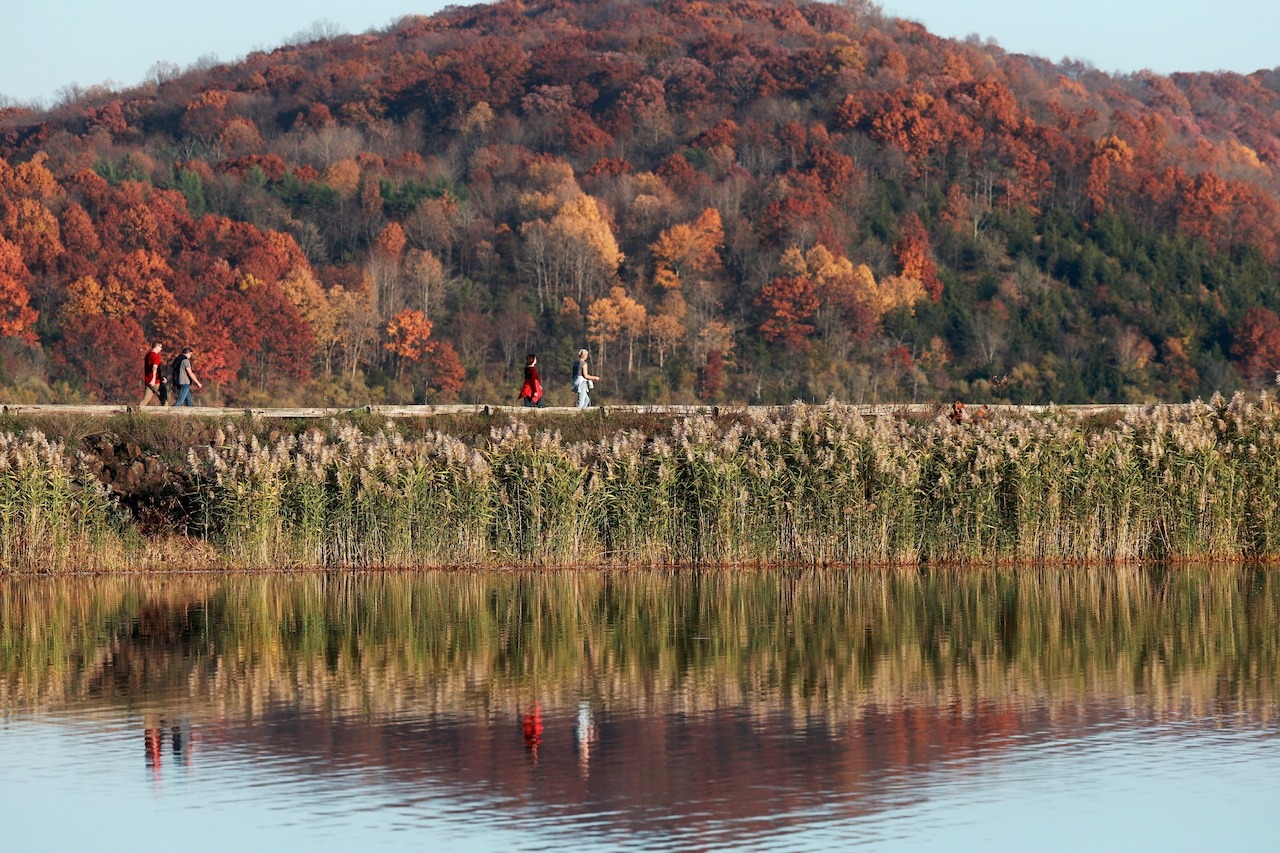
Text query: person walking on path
572 348 600 408
139 341 164 406
519 353 543 407
171 346 203 407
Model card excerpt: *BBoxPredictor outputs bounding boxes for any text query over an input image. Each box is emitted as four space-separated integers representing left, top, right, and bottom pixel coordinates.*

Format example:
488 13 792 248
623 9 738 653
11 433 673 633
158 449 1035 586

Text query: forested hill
3 0 1280 407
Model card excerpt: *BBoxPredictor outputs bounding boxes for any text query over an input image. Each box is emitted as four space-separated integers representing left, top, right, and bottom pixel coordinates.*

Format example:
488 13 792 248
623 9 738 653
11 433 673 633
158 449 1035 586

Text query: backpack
171 355 186 386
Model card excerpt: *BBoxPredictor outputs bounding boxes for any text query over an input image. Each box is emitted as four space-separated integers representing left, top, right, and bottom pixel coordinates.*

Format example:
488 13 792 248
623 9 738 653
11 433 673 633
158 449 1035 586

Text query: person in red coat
139 341 164 406
519 353 543 407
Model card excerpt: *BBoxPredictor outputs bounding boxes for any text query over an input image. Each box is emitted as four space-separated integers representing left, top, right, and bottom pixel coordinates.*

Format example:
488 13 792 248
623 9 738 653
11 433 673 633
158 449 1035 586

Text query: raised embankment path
0 402 1160 419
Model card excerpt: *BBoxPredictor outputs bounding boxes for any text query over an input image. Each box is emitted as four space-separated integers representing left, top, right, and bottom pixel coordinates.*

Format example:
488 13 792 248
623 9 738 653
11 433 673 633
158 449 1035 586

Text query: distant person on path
171 346 203 407
519 353 543 407
572 348 599 408
139 341 164 406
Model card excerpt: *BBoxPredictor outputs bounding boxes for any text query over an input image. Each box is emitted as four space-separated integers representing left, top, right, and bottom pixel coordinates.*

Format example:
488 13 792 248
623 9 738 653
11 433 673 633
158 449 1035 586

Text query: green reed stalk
0 431 121 571
160 392 1280 569
489 425 585 563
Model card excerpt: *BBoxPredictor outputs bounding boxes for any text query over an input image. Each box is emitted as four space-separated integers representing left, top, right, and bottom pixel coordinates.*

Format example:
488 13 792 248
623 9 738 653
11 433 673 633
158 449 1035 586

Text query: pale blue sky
2 1 1278 106
0 1 446 105
883 0 1280 75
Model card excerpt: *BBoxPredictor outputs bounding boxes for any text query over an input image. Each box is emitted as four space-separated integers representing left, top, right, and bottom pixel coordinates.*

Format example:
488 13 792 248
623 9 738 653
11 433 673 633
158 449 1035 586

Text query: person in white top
572 348 600 408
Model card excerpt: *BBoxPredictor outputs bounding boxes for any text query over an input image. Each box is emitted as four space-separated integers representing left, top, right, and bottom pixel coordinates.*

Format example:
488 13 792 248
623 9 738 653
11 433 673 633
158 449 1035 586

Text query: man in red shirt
140 341 164 406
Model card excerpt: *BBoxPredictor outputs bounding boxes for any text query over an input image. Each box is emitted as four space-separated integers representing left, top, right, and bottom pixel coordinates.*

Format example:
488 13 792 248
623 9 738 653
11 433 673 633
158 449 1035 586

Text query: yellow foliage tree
59 275 135 323
0 152 61 201
279 266 341 375
648 290 687 368
586 293 623 368
588 285 647 373
650 207 724 286
550 194 623 305
404 249 448 319
324 158 362 199
695 319 735 365
331 283 380 382
517 190 561 221
8 198 64 272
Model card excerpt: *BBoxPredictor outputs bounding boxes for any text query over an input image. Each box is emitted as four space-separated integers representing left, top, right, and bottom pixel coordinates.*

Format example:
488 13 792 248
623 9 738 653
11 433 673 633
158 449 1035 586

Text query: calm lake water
3 568 1280 851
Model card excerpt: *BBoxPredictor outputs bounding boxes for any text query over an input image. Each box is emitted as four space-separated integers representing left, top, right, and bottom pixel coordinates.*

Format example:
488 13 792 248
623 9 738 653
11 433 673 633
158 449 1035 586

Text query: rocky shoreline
76 432 190 535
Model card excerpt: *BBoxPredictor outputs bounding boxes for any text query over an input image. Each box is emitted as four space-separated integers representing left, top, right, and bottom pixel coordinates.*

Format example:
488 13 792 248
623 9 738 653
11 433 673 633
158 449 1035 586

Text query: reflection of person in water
576 702 597 779
522 702 544 764
145 726 163 772
146 720 197 782
171 722 196 768
145 724 165 792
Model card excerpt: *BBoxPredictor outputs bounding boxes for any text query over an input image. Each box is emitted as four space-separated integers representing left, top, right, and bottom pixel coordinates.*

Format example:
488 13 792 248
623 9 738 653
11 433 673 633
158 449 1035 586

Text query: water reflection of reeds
3 568 1277 722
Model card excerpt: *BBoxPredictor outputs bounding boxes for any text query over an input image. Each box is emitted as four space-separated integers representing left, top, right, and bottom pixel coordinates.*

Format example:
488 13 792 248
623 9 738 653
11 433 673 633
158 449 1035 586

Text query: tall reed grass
188 424 495 566
0 431 120 571
179 393 1280 568
5 396 1280 570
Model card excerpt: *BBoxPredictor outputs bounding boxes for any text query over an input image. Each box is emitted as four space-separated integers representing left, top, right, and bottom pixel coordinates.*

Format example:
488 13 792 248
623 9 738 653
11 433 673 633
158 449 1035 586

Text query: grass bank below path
1 396 1277 572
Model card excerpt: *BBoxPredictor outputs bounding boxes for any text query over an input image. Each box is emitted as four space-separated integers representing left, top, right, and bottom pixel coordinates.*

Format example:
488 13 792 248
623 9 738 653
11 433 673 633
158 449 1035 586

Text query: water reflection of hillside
4 568 1277 720
170 700 1122 842
5 568 1277 841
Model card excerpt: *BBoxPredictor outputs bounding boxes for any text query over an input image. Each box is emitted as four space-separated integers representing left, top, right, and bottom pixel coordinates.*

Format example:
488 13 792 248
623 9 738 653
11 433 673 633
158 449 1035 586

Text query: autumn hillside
3 0 1280 407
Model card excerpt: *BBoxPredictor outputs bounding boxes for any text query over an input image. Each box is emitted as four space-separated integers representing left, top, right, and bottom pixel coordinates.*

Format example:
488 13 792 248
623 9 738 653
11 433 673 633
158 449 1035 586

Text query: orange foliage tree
893 214 943 302
649 208 724 288
0 237 37 341
384 308 434 379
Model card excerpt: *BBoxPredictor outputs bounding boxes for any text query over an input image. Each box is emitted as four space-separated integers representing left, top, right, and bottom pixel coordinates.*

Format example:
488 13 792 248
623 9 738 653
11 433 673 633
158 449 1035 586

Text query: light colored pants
576 380 590 408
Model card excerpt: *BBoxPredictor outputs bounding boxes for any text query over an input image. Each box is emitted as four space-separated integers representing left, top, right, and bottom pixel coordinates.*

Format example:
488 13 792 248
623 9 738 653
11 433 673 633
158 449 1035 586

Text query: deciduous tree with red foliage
54 313 144 399
239 279 316 387
180 90 232 143
1231 307 1280 386
758 172 830 248
0 237 37 341
757 275 818 351
695 348 725 402
427 341 465 401
893 213 943 302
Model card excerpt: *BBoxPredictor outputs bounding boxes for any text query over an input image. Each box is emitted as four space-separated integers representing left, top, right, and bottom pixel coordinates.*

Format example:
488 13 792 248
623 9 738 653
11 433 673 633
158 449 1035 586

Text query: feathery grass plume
488 422 585 563
0 431 121 571
572 429 669 564
168 393 1280 568
187 420 500 567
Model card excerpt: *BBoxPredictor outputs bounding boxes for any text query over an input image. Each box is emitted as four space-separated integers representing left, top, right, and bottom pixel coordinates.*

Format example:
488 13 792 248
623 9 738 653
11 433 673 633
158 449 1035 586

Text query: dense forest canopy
2 0 1280 406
